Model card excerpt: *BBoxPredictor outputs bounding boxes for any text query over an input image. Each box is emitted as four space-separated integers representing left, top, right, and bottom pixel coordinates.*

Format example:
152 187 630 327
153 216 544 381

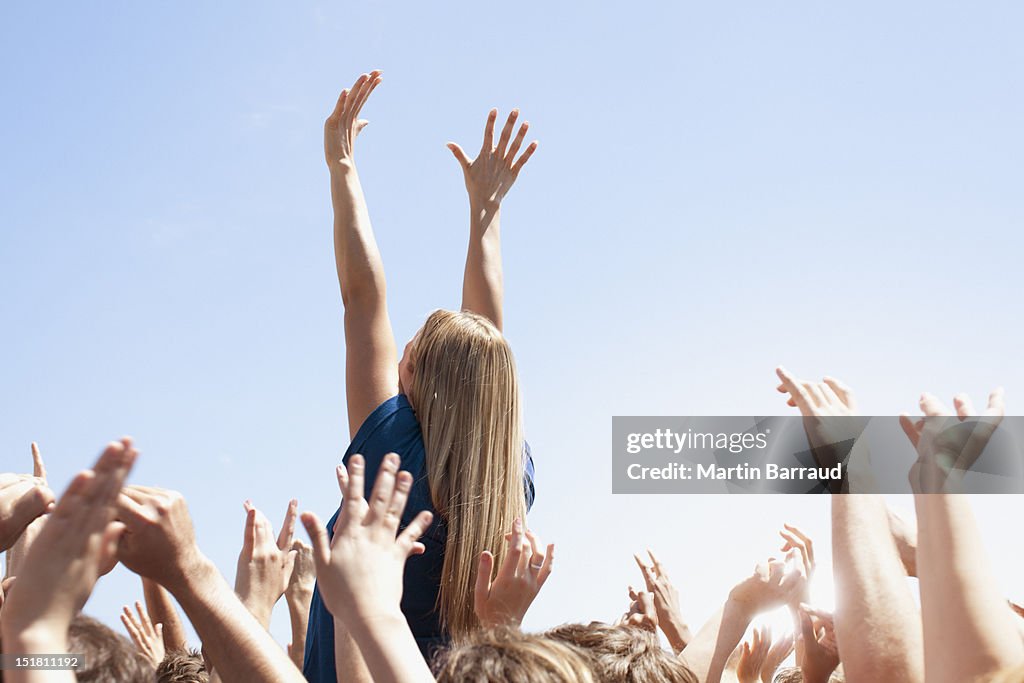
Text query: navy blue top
303 394 536 682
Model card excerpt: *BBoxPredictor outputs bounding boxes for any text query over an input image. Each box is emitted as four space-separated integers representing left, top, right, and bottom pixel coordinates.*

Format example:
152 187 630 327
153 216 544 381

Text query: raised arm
142 577 189 652
301 455 435 683
680 558 804 683
116 486 305 683
325 71 399 436
776 368 924 682
831 495 924 683
902 390 1024 683
448 109 537 331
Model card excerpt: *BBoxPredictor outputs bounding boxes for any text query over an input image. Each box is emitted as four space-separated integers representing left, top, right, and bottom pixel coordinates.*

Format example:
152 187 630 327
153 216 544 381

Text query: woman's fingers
474 551 495 614
495 109 518 158
505 122 529 162
510 141 538 174
447 142 472 170
349 70 382 121
480 108 498 154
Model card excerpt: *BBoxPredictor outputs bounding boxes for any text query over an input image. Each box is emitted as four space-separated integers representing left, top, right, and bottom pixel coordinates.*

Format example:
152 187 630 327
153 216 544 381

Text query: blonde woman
304 71 540 682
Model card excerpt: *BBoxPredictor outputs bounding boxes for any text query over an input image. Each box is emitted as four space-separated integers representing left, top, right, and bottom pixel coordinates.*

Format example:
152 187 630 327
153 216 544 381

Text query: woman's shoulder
346 394 425 466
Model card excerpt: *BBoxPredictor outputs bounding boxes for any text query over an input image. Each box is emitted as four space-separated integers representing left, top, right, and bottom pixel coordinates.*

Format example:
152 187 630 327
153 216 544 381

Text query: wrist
165 551 217 598
469 200 501 227
1 622 68 654
724 595 758 624
286 590 313 612
328 159 357 177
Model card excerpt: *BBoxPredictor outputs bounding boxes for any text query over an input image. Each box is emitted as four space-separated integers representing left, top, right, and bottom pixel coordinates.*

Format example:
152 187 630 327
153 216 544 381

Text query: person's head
544 621 698 683
773 667 845 683
68 614 151 683
156 649 209 683
434 626 596 683
400 309 526 638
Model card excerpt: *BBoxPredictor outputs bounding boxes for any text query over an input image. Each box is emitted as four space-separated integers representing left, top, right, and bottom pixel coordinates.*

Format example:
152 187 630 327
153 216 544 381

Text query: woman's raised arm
448 109 537 332
325 71 399 437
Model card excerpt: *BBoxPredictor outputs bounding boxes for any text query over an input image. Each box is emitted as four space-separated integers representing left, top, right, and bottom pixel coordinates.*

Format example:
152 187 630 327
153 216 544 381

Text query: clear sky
2 0 1023 658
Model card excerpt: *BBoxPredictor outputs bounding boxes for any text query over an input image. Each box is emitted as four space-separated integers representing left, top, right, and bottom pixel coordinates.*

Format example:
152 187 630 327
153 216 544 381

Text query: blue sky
2 0 1023 655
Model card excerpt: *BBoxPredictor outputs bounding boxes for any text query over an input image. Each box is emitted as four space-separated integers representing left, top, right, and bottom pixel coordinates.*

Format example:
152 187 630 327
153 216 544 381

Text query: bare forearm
287 597 311 670
143 577 188 651
680 600 753 683
832 495 923 683
345 612 434 683
334 617 374 683
461 202 504 330
0 630 76 683
169 558 304 683
331 165 387 306
915 493 1024 682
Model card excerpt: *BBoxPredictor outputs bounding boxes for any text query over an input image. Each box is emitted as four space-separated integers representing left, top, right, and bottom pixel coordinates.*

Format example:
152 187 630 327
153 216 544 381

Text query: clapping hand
1 439 136 645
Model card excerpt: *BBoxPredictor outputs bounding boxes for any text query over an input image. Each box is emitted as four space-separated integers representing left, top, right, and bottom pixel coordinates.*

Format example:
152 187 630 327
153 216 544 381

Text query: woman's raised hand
324 71 382 168
448 109 538 209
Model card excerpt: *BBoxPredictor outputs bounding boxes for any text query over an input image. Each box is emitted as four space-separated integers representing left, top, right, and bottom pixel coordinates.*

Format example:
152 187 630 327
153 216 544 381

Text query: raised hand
234 499 298 628
115 486 205 593
301 453 433 622
620 586 659 632
899 389 1005 492
448 109 538 210
0 442 56 552
797 605 840 683
633 549 692 651
285 538 315 670
736 625 771 683
324 70 381 168
761 631 795 683
301 454 435 683
121 600 166 668
776 367 868 490
729 557 807 619
1 439 136 648
779 524 815 606
474 517 553 628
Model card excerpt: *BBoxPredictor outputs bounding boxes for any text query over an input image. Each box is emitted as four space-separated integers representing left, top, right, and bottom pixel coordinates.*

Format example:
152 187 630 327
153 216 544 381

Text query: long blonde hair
407 309 526 639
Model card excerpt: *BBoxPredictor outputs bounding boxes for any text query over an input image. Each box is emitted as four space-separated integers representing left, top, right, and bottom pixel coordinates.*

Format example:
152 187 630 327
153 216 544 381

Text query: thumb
447 142 471 170
300 512 331 568
474 551 495 615
355 119 369 135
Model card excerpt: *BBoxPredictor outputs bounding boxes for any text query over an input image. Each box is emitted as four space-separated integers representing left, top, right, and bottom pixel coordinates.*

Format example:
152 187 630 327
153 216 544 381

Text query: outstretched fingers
480 108 498 155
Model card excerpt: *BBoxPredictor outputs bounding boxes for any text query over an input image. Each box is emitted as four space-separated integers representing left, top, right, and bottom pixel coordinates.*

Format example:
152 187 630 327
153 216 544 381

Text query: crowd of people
2 71 1023 682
